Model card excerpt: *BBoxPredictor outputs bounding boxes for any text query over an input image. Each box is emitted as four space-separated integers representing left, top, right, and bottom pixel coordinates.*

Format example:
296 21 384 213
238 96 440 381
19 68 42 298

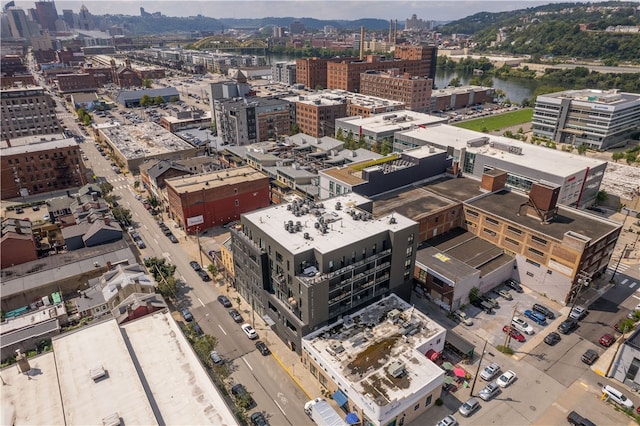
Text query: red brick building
165 166 270 233
295 57 357 90
294 97 347 138
431 86 495 111
360 70 432 113
1 218 38 268
57 73 98 93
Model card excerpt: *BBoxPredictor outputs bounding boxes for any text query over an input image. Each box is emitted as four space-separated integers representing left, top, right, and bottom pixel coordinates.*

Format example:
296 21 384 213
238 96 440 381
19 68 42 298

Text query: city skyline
11 0 606 22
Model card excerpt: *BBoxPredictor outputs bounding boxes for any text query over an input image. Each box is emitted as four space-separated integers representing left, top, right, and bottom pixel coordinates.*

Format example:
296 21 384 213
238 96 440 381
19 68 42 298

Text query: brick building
1 86 61 140
165 166 270 233
431 86 494 111
295 57 357 90
1 218 38 268
1 137 85 199
57 73 98 93
360 70 433 112
293 95 347 138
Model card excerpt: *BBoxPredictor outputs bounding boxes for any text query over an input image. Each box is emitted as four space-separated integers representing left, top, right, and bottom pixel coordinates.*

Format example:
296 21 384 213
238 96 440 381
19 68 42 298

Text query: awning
445 331 475 358
426 349 440 361
333 389 348 407
345 413 359 424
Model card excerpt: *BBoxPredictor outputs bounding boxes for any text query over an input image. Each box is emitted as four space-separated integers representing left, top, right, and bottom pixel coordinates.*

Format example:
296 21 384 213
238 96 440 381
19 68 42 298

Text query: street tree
112 207 132 225
99 182 114 195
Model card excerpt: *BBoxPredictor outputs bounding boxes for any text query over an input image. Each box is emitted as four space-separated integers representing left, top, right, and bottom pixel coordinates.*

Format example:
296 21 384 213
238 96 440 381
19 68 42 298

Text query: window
425 395 432 406
465 209 479 217
414 403 420 411
483 228 497 237
486 217 499 225
526 259 541 267
505 237 519 246
531 235 547 245
507 226 522 235
528 247 544 257
235 199 239 206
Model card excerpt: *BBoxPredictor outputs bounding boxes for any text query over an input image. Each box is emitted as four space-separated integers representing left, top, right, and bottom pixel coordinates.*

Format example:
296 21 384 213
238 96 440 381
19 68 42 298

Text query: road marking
134 211 139 217
218 324 227 335
154 238 158 245
630 282 637 289
579 381 589 390
622 278 629 285
552 402 568 414
143 224 148 230
197 297 205 307
633 295 640 300
242 357 253 371
274 400 286 416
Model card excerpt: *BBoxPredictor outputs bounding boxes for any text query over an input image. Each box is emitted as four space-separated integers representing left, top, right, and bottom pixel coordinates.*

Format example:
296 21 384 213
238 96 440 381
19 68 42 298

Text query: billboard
187 215 204 227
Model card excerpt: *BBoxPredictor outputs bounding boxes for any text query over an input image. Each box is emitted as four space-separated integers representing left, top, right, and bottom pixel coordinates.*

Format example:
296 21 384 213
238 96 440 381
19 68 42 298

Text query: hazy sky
10 0 611 21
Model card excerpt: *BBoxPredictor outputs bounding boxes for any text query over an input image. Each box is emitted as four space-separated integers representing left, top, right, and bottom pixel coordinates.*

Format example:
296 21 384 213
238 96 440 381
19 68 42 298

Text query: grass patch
496 345 515 355
453 108 534 132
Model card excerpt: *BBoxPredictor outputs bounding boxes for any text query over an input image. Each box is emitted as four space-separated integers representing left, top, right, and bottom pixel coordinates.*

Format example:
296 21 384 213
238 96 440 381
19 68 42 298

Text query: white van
602 385 634 409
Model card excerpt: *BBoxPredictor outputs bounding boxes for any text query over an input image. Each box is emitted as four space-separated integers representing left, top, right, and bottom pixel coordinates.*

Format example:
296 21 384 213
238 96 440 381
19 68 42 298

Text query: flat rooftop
242 193 417 256
1 137 76 154
373 186 458 221
100 122 194 160
431 85 493 97
304 294 445 407
419 176 485 202
537 89 640 108
286 89 405 109
165 166 265 193
398 124 606 177
466 190 621 242
337 111 446 133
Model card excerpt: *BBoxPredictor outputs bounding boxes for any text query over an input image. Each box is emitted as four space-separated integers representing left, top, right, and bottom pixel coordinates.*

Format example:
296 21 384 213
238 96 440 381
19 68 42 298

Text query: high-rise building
271 61 296 86
213 97 291 145
230 193 418 353
77 4 94 31
5 7 39 40
34 1 58 32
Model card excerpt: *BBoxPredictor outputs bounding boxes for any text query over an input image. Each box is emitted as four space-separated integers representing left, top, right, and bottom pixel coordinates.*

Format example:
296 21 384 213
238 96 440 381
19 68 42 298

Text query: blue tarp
345 413 359 424
333 389 348 407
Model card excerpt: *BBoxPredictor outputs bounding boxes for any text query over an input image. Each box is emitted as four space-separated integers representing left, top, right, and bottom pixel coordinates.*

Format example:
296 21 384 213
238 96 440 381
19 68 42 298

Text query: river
266 53 540 105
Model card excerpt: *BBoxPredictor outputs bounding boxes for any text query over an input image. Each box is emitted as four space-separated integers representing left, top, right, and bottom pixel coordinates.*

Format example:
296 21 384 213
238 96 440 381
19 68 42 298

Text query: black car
189 261 202 271
581 349 599 365
255 340 270 356
533 303 555 320
557 319 578 334
567 411 596 426
168 234 178 243
197 269 211 282
180 308 193 322
505 279 524 293
217 295 232 308
192 323 204 336
229 308 243 323
231 384 255 409
250 412 269 426
544 332 561 345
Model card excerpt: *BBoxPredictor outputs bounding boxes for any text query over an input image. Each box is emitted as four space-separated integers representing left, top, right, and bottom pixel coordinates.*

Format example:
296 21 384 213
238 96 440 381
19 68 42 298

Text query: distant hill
218 17 394 31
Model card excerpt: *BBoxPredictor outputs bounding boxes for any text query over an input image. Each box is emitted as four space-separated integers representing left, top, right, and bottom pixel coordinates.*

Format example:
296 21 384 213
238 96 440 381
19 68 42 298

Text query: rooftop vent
387 361 405 378
90 366 107 381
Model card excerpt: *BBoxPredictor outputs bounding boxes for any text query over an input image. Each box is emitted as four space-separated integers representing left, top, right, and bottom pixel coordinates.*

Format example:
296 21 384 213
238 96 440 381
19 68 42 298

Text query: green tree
133 181 140 189
289 123 300 135
145 257 177 286
82 114 92 126
193 334 218 362
345 130 355 150
357 135 367 149
380 138 393 155
468 287 480 303
449 77 462 87
612 152 625 163
157 275 178 300
153 96 165 105
99 182 114 195
625 152 638 165
112 206 132 225
577 144 588 155
596 190 608 203
207 263 218 278
140 94 153 107
142 78 153 88
147 194 160 209
335 128 344 142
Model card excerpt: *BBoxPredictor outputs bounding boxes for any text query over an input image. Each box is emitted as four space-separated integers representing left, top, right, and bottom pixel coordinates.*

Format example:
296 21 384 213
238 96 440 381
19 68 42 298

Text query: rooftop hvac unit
387 361 405 378
90 366 107 381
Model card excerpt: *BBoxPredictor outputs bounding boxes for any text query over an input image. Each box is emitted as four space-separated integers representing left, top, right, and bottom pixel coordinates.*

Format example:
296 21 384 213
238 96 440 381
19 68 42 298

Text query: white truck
304 398 348 426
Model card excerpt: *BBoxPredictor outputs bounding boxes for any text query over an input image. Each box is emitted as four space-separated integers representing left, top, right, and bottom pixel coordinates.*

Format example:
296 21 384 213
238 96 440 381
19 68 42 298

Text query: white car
602 385 634 409
453 310 473 326
436 415 458 426
241 323 258 339
496 370 516 388
512 317 534 335
569 306 587 320
480 362 500 381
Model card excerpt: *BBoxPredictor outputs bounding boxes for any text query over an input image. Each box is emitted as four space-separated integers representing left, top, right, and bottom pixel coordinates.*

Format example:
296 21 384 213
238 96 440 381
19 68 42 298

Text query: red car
599 333 615 347
502 325 525 342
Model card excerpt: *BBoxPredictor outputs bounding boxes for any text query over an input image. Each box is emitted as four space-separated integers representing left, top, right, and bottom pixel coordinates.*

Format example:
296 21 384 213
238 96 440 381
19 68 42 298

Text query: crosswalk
608 263 630 273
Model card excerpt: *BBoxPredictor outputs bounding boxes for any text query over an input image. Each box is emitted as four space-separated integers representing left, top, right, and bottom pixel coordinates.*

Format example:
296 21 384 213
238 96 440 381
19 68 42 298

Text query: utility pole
568 270 591 319
610 244 628 283
504 303 519 349
470 340 488 397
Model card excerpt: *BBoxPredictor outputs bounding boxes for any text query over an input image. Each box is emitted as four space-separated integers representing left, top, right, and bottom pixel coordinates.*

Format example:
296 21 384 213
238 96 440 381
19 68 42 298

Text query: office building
431 85 494 111
295 57 357 90
5 6 40 40
393 124 607 208
34 0 59 32
302 294 446 426
291 93 347 138
532 89 640 150
271 61 297 86
165 166 270 233
0 136 84 200
214 97 291 145
231 193 418 353
360 69 433 112
1 86 61 140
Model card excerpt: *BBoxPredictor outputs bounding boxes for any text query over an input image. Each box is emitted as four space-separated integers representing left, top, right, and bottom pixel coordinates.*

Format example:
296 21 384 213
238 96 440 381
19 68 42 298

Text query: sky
10 0 617 22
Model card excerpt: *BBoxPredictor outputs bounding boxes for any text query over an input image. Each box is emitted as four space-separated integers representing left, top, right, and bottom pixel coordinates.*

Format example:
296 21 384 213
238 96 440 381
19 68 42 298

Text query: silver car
480 362 500 381
478 381 501 401
436 415 458 426
458 398 480 417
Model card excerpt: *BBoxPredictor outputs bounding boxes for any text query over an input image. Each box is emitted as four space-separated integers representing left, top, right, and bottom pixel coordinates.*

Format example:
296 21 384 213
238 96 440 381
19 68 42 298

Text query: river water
266 53 540 105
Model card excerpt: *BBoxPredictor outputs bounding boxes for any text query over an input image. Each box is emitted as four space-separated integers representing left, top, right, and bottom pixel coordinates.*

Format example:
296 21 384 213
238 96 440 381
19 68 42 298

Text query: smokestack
359 27 365 60
389 20 393 43
394 20 398 44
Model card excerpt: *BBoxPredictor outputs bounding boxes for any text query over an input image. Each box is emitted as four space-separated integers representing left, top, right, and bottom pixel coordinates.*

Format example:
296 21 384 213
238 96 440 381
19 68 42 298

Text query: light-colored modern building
394 124 608 208
1 86 61 140
302 294 446 426
532 89 640 150
230 193 418 353
0 312 238 426
213 97 291 145
271 61 297 85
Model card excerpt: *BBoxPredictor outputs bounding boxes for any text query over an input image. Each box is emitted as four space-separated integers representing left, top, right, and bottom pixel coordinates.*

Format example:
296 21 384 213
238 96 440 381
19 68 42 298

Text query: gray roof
62 222 92 239
146 159 192 180
75 285 106 312
116 87 179 103
0 319 60 349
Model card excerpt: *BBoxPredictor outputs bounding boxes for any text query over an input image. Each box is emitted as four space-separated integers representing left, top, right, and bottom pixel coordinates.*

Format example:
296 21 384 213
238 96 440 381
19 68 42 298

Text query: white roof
242 193 417 255
1 137 77 154
337 111 446 133
398 124 606 177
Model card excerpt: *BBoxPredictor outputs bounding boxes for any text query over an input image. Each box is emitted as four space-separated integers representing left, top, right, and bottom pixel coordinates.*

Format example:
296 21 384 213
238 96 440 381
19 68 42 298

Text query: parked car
496 370 516 388
505 278 523 293
453 310 473 326
558 319 578 334
524 309 548 326
599 333 615 347
581 349 599 365
480 363 501 381
478 381 501 401
502 325 526 342
135 239 146 249
602 385 634 409
168 234 178 243
210 350 223 364
255 340 271 356
180 308 193 322
481 295 499 309
228 308 243 323
241 323 258 339
217 295 232 308
512 317 534 335
567 411 596 426
544 332 561 346
189 261 202 271
458 398 481 417
231 384 255 409
197 269 211 282
471 298 494 314
532 303 555 319
569 306 587 321
250 412 269 426
436 415 458 426
497 289 513 300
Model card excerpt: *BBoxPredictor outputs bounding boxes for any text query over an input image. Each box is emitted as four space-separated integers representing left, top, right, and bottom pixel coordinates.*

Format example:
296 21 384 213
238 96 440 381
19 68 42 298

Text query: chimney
359 27 365 60
104 217 110 226
106 261 112 270
480 169 508 192
92 193 98 201
389 20 393 43
394 19 398 43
